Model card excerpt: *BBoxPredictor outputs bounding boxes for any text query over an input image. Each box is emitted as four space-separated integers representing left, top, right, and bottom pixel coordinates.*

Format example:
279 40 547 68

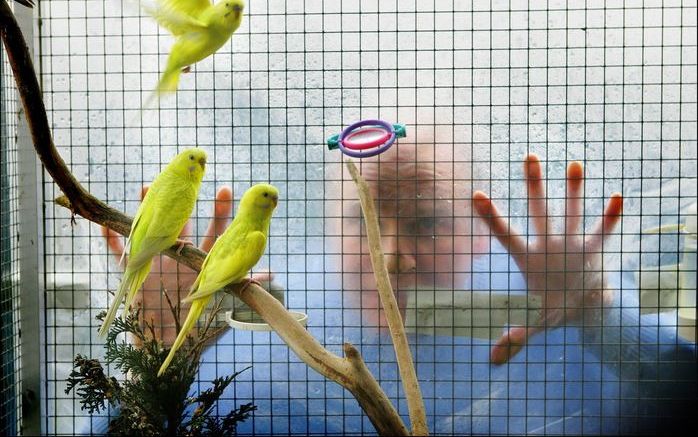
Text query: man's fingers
490 326 541 365
101 226 125 263
473 191 527 258
586 193 623 252
524 154 550 238
199 186 234 252
565 161 584 235
140 185 150 200
179 221 193 239
213 186 234 219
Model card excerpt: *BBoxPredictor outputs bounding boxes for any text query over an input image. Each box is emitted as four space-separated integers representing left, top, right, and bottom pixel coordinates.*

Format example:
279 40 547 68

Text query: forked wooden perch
0 4 408 435
346 159 429 436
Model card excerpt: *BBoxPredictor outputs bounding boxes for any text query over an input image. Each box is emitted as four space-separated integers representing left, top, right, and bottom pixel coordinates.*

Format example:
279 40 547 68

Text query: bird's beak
271 194 278 208
198 156 206 169
231 5 242 20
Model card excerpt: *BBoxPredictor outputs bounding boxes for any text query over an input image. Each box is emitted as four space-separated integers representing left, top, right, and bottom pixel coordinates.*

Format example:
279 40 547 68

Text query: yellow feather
142 0 245 97
157 296 210 377
99 148 207 337
156 67 182 94
157 183 278 376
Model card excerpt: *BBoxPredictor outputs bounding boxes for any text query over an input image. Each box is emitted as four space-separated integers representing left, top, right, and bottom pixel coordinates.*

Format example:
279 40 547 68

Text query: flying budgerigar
99 148 207 337
142 0 245 98
157 183 278 376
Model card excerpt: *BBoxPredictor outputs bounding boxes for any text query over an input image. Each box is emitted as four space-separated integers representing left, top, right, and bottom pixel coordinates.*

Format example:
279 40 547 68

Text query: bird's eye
189 155 194 160
263 192 268 197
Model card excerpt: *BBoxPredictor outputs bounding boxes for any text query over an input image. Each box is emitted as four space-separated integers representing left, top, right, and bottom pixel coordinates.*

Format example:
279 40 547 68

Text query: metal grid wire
8 0 693 434
1 8 22 434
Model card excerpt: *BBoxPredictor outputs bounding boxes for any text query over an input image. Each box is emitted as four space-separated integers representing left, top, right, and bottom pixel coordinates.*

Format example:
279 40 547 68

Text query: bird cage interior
0 0 696 435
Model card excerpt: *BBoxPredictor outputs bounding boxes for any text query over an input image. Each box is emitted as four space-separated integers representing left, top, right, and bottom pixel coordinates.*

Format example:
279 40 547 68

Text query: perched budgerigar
99 148 207 337
142 0 245 98
157 183 278 376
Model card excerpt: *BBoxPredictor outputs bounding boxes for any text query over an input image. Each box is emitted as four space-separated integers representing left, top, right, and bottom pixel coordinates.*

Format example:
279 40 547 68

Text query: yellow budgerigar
157 183 278 376
142 0 245 97
99 148 207 337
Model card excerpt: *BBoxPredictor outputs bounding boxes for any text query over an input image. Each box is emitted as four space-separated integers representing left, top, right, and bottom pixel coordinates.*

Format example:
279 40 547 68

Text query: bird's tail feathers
156 68 181 95
99 270 132 337
181 285 215 303
142 89 162 111
130 91 160 127
157 297 208 377
121 262 152 320
118 250 127 267
119 236 131 267
139 67 179 113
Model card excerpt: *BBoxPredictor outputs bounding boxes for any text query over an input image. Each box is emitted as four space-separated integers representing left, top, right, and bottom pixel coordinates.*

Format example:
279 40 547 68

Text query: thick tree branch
346 159 429 436
1 4 408 435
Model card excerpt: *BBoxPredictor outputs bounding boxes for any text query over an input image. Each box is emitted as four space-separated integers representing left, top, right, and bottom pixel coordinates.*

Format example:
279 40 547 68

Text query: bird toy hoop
327 119 407 158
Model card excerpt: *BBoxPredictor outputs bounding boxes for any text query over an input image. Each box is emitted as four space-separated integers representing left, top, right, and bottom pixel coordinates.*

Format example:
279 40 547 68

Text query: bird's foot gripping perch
175 239 194 255
237 277 262 294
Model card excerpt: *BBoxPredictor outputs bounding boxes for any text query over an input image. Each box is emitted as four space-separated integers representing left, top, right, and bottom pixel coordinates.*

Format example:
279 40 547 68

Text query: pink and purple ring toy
327 119 407 158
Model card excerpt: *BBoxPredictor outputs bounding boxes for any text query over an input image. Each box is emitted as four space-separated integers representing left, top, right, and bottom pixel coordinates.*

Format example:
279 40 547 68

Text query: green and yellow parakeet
143 0 245 97
99 148 207 337
157 183 278 376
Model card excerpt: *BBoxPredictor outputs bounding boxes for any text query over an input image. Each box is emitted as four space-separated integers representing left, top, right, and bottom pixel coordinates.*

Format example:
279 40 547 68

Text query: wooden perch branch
346 159 429 436
1 5 407 435
226 282 408 435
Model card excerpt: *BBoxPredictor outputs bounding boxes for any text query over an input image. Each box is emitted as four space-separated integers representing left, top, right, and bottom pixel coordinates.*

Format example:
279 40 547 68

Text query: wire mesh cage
1 15 22 435
0 0 696 435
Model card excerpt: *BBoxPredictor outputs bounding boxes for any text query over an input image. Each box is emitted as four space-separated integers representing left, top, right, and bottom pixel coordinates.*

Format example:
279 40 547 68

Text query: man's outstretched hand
473 154 623 364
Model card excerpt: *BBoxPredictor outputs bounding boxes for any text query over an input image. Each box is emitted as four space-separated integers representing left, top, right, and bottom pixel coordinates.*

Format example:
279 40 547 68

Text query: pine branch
163 280 183 336
69 308 253 435
183 367 251 434
65 355 122 414
211 402 257 436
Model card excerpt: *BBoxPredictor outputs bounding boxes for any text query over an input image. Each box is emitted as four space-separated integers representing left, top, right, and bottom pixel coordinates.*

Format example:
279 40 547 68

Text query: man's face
331 144 479 324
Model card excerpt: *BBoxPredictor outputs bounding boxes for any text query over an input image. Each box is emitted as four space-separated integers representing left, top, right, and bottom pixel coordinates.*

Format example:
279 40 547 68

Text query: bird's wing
126 176 196 267
141 0 210 35
185 230 267 301
121 207 143 267
121 182 161 267
184 221 239 296
125 224 171 269
161 0 212 17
